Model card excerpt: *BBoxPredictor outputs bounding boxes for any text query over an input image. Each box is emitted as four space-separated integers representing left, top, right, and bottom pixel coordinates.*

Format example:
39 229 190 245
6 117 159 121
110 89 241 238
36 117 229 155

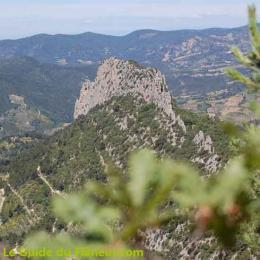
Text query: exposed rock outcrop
74 58 223 174
192 131 220 173
72 59 227 259
0 189 5 217
193 130 214 154
74 58 186 132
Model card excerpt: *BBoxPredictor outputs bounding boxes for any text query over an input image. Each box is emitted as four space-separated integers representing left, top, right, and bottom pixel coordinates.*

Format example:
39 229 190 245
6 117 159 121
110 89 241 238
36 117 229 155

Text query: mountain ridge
0 25 249 64
0 58 231 258
74 57 178 127
0 24 249 101
0 24 250 42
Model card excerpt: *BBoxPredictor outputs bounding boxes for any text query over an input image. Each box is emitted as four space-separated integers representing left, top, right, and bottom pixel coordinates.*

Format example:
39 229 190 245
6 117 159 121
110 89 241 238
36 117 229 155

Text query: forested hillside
0 57 97 137
0 58 231 259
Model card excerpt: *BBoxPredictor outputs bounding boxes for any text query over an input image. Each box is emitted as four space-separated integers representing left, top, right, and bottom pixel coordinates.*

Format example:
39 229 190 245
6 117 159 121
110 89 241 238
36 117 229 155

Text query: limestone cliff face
74 58 223 174
72 58 231 259
74 58 186 130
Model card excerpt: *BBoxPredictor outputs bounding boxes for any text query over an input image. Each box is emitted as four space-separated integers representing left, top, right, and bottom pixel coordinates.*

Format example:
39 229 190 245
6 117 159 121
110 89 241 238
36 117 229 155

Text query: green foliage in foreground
226 5 260 91
19 4 260 260
24 147 257 259
224 5 260 251
23 5 259 259
25 151 188 259
1 91 227 248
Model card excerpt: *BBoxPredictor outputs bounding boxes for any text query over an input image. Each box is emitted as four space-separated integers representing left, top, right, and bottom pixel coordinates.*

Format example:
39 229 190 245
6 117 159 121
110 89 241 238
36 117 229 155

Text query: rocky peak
74 58 183 129
73 58 226 174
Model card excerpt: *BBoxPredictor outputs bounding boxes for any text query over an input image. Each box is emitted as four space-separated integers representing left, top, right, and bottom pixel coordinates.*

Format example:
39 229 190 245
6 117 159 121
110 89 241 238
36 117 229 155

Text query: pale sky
0 0 260 39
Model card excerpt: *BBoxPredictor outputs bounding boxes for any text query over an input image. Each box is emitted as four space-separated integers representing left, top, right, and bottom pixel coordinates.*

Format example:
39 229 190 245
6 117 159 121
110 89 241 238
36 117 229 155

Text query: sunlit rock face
74 58 225 174
74 58 177 122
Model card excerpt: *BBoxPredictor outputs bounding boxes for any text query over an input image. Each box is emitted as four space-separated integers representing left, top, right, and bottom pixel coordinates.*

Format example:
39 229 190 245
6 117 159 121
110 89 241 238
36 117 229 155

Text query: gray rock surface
74 58 188 131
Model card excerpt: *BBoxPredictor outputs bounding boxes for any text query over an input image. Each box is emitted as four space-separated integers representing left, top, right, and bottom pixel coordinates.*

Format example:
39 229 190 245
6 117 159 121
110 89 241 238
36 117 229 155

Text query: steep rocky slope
0 59 230 258
74 58 186 132
75 58 227 172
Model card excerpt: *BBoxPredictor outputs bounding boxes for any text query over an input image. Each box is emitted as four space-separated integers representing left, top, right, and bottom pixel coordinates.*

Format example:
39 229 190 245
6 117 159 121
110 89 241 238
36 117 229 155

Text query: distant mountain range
0 26 252 137
0 26 250 95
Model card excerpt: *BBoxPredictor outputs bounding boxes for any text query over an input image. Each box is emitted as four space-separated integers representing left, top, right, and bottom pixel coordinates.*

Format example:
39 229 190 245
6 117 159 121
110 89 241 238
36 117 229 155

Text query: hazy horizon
1 0 260 40
0 23 253 41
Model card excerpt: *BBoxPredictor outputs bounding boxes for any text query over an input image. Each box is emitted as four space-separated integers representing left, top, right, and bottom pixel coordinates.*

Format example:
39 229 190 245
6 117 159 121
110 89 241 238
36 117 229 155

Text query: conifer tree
23 5 260 260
